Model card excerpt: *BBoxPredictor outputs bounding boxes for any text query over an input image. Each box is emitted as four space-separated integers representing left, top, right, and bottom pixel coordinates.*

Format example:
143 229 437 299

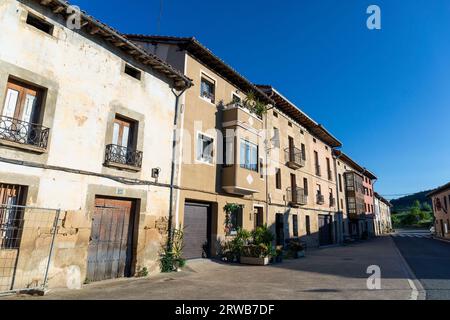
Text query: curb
432 236 450 244
390 236 426 300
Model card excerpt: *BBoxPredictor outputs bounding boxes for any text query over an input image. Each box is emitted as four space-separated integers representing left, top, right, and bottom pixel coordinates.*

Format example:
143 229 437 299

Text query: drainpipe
264 96 276 225
168 87 187 250
333 151 343 243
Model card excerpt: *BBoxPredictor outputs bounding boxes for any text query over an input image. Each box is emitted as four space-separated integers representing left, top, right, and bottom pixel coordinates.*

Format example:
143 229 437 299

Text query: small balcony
316 194 325 205
327 170 333 181
284 147 305 169
329 197 336 207
315 165 321 177
287 187 308 206
0 115 49 152
104 144 143 171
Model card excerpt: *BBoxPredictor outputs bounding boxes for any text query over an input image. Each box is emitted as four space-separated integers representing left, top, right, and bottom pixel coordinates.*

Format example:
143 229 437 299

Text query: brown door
254 207 264 230
288 136 295 161
183 202 211 259
87 197 135 282
2 79 41 123
290 174 297 203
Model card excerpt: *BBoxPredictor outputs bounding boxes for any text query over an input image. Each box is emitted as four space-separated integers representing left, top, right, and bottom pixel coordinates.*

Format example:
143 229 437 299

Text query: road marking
390 237 426 300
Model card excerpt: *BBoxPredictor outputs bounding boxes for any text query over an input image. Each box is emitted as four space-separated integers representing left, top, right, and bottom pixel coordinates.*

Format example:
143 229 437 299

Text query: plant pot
240 256 270 266
296 251 305 258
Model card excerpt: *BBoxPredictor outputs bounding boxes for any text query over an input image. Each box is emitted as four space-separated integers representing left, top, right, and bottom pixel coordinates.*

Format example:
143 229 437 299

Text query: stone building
0 0 191 292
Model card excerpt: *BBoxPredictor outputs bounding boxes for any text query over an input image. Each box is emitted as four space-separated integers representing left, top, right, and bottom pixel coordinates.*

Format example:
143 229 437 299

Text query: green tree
421 202 432 212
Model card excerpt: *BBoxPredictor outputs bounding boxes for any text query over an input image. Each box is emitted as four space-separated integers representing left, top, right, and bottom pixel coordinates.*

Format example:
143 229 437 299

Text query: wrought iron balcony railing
315 164 321 177
104 144 143 169
316 193 325 205
0 116 49 150
284 147 305 169
328 170 333 181
329 197 336 207
286 187 308 206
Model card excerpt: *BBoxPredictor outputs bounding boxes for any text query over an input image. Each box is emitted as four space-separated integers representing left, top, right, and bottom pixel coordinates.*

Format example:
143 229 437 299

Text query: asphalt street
392 229 450 300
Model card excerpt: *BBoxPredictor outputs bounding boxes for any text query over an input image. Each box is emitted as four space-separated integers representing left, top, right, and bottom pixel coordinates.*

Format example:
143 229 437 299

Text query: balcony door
2 80 40 124
288 136 295 161
112 118 132 149
290 174 297 203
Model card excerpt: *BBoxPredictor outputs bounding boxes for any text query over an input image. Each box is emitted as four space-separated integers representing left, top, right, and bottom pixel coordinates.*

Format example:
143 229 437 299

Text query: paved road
3 236 415 300
392 229 450 300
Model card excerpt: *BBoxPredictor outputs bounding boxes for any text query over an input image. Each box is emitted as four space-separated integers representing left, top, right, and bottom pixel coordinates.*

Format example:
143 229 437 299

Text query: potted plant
286 238 305 259
240 243 271 266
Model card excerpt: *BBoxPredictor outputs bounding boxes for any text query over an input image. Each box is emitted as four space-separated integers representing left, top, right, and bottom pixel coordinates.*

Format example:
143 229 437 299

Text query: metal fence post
43 209 60 290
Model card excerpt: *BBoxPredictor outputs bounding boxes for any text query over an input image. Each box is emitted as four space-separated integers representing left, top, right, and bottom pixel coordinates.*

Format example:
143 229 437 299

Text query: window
341 199 344 210
300 130 304 135
259 158 264 179
112 116 137 149
288 121 293 127
223 135 234 166
301 143 306 161
0 184 28 249
293 215 298 237
227 206 243 235
1 78 48 148
305 215 311 235
303 178 309 196
338 174 343 192
275 168 282 189
232 93 241 104
107 116 141 167
240 139 258 171
314 151 320 176
316 184 322 196
26 13 54 35
326 157 332 180
313 138 317 143
272 127 280 148
197 133 214 163
273 111 278 118
124 64 142 80
445 196 448 211
200 75 215 103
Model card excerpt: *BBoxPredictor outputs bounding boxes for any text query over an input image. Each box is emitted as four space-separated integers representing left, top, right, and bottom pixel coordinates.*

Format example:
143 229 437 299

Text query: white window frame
196 131 215 165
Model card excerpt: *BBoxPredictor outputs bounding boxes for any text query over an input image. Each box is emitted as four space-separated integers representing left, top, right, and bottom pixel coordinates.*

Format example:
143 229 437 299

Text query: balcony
316 194 325 205
315 165 321 177
329 197 336 207
284 147 305 169
286 187 308 206
104 144 143 171
327 170 333 181
0 116 49 152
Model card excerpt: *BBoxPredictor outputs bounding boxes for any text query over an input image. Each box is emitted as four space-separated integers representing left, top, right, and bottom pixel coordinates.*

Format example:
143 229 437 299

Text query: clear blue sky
72 0 450 198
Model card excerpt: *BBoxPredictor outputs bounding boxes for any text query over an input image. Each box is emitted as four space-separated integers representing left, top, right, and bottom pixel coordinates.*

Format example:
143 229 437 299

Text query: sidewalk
4 236 415 300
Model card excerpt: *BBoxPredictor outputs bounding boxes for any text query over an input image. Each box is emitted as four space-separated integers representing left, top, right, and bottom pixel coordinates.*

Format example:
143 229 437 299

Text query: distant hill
390 190 433 213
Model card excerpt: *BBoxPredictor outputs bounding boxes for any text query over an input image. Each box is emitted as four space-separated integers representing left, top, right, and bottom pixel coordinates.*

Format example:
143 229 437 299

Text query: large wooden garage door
183 202 210 259
87 197 135 282
319 215 333 246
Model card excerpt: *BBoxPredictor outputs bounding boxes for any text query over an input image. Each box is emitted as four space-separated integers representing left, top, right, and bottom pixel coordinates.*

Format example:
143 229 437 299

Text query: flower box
240 256 270 266
296 250 306 258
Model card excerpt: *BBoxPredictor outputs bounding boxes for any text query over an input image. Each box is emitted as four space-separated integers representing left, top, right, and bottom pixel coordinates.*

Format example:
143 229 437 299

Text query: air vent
124 64 142 80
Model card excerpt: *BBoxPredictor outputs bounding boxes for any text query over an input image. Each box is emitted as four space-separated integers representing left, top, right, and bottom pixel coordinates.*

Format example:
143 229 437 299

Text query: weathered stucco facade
0 0 190 291
374 193 392 235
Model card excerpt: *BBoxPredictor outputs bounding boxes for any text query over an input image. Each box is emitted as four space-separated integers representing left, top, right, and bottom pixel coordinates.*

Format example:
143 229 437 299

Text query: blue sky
71 0 450 198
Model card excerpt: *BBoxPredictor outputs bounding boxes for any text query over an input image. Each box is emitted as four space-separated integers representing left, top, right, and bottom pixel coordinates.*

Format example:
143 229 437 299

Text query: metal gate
86 198 134 282
0 204 60 295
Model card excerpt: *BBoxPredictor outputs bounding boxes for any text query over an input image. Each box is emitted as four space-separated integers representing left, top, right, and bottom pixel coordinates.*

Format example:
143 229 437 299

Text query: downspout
333 151 343 243
168 86 187 250
264 96 276 225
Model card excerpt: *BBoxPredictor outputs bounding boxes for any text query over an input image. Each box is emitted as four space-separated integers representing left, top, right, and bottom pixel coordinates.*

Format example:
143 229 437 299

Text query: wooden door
112 118 132 148
275 213 284 246
254 207 263 230
2 80 40 122
87 198 135 282
290 174 297 203
288 136 295 161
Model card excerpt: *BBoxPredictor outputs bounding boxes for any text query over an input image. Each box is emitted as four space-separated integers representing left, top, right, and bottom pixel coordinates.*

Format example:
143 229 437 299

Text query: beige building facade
428 182 450 239
374 193 392 235
0 0 191 291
